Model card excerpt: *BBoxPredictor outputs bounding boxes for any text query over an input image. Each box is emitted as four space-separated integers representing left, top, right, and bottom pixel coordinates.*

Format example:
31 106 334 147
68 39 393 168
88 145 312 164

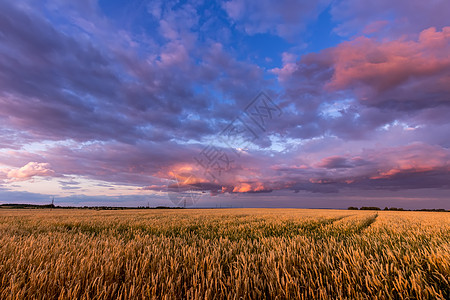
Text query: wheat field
0 208 448 299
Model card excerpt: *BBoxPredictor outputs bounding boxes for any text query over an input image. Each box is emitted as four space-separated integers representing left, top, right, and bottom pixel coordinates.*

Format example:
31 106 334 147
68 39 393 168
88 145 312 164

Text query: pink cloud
3 162 55 182
316 156 355 169
153 142 450 194
275 26 450 120
327 27 450 98
367 143 450 180
308 143 450 183
362 20 389 35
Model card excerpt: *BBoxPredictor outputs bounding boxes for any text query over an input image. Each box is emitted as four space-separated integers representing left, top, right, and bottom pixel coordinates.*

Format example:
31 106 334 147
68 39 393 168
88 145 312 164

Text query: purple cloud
0 0 448 208
331 0 450 38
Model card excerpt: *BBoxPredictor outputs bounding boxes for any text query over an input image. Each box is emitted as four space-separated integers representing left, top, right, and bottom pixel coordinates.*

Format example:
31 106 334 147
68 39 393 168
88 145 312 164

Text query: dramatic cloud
0 0 448 208
272 26 450 143
0 1 266 147
327 27 450 110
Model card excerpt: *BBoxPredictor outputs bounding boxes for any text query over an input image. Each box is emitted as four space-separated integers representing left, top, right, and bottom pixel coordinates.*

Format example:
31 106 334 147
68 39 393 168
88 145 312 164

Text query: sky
0 0 449 209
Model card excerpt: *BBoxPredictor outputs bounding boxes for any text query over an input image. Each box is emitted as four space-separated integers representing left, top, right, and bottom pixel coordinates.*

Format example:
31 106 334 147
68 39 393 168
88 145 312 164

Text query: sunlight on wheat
0 209 448 299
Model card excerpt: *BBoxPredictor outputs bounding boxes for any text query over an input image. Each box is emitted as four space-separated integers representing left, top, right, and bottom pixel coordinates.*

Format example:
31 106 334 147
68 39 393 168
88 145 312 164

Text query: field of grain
0 208 448 299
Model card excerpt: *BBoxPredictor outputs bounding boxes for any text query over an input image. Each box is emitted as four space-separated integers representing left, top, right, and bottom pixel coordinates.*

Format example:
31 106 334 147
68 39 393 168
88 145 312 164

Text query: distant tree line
348 206 447 212
0 203 446 211
0 204 184 210
0 203 55 209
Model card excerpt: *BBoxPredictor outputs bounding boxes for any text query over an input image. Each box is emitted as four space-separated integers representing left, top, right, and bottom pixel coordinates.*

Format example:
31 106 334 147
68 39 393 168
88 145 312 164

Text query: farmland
0 209 448 299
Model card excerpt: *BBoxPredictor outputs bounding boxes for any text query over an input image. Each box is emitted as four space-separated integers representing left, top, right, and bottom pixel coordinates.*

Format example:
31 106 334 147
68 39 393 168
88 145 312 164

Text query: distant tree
360 206 381 211
416 208 447 212
348 207 359 210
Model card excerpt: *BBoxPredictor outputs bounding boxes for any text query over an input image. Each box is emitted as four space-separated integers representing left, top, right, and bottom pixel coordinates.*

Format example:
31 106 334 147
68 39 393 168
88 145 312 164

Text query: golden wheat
0 208 448 299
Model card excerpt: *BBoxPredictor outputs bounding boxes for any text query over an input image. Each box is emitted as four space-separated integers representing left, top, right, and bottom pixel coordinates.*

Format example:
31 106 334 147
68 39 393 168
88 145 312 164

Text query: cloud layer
0 0 448 207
